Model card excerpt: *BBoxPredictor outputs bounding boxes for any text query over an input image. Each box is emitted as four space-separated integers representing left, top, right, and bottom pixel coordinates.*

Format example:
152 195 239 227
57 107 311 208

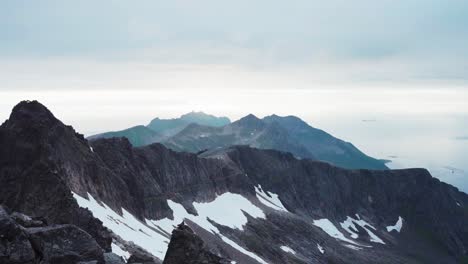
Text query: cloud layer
1 0 467 88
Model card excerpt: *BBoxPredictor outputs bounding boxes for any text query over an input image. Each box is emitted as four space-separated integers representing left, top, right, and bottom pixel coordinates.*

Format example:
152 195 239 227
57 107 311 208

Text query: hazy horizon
1 1 467 192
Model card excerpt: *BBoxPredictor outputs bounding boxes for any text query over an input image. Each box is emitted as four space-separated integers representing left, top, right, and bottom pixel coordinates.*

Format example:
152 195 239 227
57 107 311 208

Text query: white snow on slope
255 185 288 212
220 235 269 264
313 219 361 245
111 243 130 261
340 216 385 244
147 192 269 264
386 216 403 233
73 193 169 259
456 202 461 207
280 246 296 255
340 217 359 239
317 243 325 254
72 192 170 260
344 244 362 250
73 192 269 264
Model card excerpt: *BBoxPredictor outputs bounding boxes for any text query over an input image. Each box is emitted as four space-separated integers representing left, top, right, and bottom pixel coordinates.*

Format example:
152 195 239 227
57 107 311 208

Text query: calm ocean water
311 114 468 194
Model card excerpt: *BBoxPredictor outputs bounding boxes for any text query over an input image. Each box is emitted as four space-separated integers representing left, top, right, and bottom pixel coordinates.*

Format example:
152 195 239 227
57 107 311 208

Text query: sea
312 114 468 194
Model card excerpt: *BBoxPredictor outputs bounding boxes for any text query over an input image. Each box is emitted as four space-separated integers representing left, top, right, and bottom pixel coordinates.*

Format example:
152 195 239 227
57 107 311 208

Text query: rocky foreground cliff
1 101 468 264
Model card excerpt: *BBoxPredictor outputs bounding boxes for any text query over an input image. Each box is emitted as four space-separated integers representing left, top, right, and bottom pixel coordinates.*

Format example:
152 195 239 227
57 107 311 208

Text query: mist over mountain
89 112 230 147
1 100 467 264
90 112 387 170
147 111 231 136
88 125 163 147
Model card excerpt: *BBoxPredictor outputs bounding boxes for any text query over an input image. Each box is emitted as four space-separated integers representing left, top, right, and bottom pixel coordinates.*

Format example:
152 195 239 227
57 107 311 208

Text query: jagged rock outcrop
0 205 111 264
163 223 229 264
127 253 158 264
0 100 113 251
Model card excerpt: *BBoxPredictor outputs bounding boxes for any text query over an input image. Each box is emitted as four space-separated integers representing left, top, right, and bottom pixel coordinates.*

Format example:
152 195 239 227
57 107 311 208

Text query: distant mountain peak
180 111 230 123
237 113 261 122
264 114 305 122
180 111 209 118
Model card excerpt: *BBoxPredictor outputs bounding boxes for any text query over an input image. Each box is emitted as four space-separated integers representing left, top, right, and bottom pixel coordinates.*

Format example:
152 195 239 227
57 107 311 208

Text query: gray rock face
0 100 114 251
28 224 104 264
103 253 126 264
127 252 159 264
0 206 36 264
163 223 229 264
0 205 107 264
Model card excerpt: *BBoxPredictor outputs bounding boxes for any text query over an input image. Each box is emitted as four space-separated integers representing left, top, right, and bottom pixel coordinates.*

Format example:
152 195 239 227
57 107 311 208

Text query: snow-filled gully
73 191 270 263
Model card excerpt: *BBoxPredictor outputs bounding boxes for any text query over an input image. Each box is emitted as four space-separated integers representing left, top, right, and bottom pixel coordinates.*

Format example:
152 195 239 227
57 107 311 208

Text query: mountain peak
239 113 260 121
180 111 209 118
234 114 263 128
7 100 58 126
180 111 230 124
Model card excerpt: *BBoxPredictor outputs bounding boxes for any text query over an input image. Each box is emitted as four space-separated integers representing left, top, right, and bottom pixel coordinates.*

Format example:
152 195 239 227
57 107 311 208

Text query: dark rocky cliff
1 101 467 263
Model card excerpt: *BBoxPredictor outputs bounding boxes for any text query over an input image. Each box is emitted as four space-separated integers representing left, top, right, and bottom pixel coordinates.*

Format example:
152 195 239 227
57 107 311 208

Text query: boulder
163 222 228 264
27 224 104 264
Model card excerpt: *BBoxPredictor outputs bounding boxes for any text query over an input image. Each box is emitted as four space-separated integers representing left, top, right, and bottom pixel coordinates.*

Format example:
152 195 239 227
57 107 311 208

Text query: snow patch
340 216 385 244
111 243 130 261
255 185 288 212
312 219 361 245
317 243 325 254
146 192 269 264
344 244 362 250
74 192 269 263
90 146 94 152
280 246 296 255
72 192 169 260
386 216 403 233
220 235 269 264
340 217 359 239
457 202 461 207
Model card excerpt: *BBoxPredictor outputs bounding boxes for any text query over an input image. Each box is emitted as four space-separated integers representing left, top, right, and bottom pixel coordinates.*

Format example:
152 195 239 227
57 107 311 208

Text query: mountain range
1 100 467 264
90 111 386 170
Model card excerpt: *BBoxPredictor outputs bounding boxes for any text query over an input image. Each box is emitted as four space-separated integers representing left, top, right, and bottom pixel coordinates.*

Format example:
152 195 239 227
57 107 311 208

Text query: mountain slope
164 114 315 160
165 114 386 169
263 115 387 169
88 111 231 147
147 111 231 138
1 101 467 264
88 125 163 147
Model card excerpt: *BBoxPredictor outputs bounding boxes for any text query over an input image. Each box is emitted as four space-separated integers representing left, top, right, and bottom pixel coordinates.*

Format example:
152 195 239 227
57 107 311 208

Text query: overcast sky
1 0 467 133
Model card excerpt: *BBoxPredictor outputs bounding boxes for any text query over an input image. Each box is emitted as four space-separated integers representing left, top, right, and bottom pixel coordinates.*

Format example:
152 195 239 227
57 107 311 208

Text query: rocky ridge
1 101 467 264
